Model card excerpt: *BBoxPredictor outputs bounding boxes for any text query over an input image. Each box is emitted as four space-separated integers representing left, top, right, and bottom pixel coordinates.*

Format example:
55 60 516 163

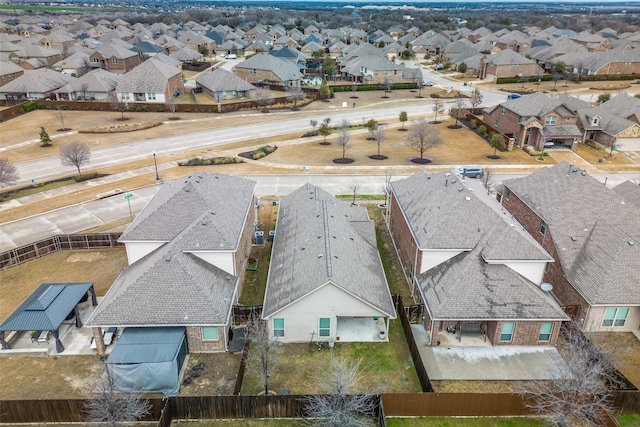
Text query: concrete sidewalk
411 325 569 381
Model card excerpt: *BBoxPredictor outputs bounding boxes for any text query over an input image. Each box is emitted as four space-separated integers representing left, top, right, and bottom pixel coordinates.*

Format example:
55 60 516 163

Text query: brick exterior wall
234 67 298 86
388 192 419 294
484 62 543 80
89 53 142 74
594 62 640 75
500 187 590 321
164 74 185 100
186 326 226 352
484 106 524 140
488 320 562 346
233 197 257 299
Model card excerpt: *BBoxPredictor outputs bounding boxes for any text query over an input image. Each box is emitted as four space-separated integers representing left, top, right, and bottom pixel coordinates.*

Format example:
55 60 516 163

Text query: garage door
616 138 640 151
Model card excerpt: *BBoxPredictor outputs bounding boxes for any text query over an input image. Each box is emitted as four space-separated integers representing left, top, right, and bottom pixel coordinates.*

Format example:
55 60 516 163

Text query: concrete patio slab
411 324 569 381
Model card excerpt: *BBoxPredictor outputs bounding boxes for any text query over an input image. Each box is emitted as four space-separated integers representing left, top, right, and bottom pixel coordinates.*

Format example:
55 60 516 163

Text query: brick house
115 59 184 103
483 93 586 150
387 171 567 347
478 49 544 81
89 43 142 74
86 173 258 354
579 48 640 76
499 163 640 332
233 52 303 86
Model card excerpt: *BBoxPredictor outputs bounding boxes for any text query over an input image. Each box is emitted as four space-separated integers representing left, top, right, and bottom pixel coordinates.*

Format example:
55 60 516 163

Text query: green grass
336 194 386 201
172 421 306 426
241 317 421 395
0 179 76 202
616 413 640 427
387 417 548 427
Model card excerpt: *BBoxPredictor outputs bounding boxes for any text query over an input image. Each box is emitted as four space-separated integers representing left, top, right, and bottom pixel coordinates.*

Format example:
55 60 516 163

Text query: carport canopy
0 282 97 352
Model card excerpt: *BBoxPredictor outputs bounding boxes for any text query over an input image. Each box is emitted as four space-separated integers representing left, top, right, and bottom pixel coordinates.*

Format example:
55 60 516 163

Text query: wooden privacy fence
1 391 637 424
393 295 433 392
0 233 123 270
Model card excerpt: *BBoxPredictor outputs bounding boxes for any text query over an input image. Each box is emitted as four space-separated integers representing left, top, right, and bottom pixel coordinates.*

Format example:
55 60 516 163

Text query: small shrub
584 140 603 151
20 101 36 113
470 119 477 129
302 130 319 138
37 103 46 109
73 172 98 182
478 125 487 136
252 151 266 160
156 106 165 112
184 158 206 166
185 108 191 112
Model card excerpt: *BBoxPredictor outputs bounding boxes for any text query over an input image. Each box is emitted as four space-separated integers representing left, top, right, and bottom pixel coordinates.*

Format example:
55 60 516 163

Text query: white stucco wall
189 251 235 275
585 306 640 333
265 283 387 343
125 241 166 265
420 249 463 273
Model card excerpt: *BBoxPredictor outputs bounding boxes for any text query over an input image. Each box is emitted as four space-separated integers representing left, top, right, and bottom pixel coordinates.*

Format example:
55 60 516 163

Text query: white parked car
544 140 555 148
455 166 484 178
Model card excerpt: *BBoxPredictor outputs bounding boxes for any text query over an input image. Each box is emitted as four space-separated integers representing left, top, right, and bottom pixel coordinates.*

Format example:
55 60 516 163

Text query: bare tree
56 105 69 131
451 97 467 127
166 97 177 117
245 319 282 396
255 86 272 112
0 158 19 187
310 119 318 133
372 125 386 158
407 119 442 161
83 368 152 427
305 356 377 427
520 322 625 427
432 100 445 124
335 120 352 160
60 141 91 176
285 85 305 109
108 92 128 120
79 82 89 101
470 88 483 110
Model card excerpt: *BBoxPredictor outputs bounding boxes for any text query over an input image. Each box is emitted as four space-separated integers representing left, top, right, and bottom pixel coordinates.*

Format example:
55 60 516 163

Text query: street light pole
152 151 160 180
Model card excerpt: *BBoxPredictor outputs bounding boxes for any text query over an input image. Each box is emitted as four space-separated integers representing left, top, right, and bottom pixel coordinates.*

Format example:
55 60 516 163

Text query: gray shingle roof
234 52 303 82
196 67 256 92
613 181 640 210
0 68 74 93
56 68 119 94
503 162 640 305
390 171 552 261
119 173 256 252
86 234 237 327
262 184 396 318
115 58 180 94
418 245 568 321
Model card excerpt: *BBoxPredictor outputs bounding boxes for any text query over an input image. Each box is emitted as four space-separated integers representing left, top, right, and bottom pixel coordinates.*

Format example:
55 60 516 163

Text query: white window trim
201 326 220 341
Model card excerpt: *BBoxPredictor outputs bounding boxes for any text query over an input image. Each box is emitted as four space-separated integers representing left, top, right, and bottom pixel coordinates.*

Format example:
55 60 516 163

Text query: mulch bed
369 155 388 160
333 158 354 164
411 158 432 164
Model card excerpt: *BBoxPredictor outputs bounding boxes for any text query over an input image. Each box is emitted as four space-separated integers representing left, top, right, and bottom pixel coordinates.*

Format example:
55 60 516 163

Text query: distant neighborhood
1 7 640 427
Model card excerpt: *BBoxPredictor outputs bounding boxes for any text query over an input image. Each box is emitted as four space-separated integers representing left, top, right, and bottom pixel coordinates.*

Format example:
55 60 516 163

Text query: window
273 318 285 337
201 327 219 341
147 93 156 100
538 322 553 341
505 188 511 201
501 106 506 115
319 318 330 337
112 58 118 64
495 120 499 127
545 115 557 125
602 308 629 327
540 220 547 234
500 322 514 341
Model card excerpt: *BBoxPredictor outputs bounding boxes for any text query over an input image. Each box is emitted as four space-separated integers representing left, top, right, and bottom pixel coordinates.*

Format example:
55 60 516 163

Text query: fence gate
405 305 423 324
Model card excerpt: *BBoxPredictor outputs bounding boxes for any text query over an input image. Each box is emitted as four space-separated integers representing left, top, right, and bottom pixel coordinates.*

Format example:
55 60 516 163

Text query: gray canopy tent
106 327 188 397
0 282 97 353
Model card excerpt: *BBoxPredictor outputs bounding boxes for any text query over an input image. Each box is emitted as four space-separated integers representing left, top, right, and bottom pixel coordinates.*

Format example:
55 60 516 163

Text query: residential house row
1 14 640 101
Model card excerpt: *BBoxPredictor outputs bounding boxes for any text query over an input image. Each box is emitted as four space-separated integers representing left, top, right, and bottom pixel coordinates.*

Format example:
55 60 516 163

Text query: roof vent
540 282 553 292
465 196 471 201
165 254 172 262
195 241 200 248
629 241 636 247
581 170 587 176
318 254 323 258
458 187 464 192
571 236 577 242
202 219 208 225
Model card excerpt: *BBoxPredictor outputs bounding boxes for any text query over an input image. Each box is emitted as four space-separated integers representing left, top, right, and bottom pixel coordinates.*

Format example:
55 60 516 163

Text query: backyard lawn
241 317 421 395
387 417 548 427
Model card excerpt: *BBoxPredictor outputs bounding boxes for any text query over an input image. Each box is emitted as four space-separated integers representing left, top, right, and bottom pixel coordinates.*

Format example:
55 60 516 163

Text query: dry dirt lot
588 332 640 389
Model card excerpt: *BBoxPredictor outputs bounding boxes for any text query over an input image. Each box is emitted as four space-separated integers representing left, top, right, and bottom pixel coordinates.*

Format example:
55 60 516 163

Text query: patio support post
93 327 106 355
52 328 64 353
89 285 98 306
0 331 10 349
74 305 82 328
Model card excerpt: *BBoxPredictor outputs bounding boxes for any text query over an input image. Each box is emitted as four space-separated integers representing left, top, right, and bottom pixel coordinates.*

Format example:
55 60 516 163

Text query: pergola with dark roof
0 282 97 353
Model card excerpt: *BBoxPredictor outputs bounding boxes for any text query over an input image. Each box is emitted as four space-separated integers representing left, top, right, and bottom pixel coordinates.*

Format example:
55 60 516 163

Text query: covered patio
336 316 389 342
0 282 97 353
